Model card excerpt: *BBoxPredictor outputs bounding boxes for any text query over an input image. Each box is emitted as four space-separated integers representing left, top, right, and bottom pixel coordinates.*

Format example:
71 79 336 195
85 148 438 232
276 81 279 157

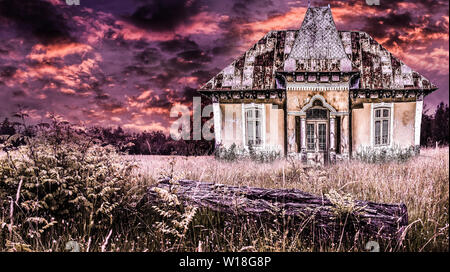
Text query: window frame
243 103 265 148
371 103 394 147
305 121 328 152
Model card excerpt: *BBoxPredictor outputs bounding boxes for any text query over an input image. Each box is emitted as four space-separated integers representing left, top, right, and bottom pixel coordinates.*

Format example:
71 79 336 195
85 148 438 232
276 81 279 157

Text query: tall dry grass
1 141 447 252
132 147 449 252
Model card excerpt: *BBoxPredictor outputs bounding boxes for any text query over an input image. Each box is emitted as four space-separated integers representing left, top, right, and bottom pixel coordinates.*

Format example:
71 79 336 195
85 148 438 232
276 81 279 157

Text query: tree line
0 115 214 156
421 102 449 147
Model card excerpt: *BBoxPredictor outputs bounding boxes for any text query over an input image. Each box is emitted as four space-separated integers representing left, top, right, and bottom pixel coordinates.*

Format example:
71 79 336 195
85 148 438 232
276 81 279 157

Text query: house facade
198 6 437 164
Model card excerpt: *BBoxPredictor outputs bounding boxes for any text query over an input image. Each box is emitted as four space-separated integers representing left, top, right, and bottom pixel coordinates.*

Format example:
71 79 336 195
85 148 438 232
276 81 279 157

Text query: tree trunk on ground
139 179 408 244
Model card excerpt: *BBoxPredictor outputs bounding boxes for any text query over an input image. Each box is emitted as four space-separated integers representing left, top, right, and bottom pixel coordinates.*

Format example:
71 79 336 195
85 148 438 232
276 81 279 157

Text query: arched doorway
305 100 329 164
298 95 337 165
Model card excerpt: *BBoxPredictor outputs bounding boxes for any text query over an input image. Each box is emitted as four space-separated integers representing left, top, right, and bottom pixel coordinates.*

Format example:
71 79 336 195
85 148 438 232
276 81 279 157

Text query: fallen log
139 178 408 244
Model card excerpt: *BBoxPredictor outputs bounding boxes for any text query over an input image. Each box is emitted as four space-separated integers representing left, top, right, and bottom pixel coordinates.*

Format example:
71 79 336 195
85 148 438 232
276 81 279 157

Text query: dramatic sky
0 0 448 133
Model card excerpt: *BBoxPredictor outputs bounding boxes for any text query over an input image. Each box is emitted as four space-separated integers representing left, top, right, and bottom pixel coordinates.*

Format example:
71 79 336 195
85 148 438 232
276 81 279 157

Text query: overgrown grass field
132 147 449 252
0 126 448 252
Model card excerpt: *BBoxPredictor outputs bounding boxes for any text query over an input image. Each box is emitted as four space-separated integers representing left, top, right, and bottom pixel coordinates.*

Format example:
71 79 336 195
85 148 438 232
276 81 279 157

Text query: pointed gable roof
198 7 437 93
284 6 353 72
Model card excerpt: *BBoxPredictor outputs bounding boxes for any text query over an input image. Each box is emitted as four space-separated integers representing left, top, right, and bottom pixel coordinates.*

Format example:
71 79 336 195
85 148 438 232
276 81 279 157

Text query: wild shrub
0 120 142 251
355 145 416 163
214 143 281 163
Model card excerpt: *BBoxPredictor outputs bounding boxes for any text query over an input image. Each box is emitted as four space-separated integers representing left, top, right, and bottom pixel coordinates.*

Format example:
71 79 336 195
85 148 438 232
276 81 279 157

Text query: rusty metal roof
199 6 437 92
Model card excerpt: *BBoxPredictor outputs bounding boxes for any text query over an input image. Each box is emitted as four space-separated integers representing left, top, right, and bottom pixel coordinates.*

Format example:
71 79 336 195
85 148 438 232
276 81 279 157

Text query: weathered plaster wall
352 103 371 149
393 102 415 147
220 104 243 147
352 101 416 151
265 104 285 153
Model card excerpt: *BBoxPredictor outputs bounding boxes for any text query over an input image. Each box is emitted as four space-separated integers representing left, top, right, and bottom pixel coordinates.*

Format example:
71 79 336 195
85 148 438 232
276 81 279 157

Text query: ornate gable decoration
284 6 353 72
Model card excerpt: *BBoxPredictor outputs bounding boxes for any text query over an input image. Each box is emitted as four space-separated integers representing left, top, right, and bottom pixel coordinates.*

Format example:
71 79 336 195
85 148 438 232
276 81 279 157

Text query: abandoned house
197 6 438 164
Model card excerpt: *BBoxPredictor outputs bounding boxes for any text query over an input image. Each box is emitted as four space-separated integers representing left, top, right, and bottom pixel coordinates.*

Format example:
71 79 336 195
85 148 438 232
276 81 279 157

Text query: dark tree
421 102 449 147
0 118 16 136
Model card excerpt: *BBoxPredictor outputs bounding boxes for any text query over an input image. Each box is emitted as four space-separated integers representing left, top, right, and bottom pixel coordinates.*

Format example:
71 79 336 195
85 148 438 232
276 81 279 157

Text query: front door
306 121 328 165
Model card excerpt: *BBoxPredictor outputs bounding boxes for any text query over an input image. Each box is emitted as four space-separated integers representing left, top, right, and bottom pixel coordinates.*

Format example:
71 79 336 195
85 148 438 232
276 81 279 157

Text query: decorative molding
286 81 349 91
351 89 426 99
288 111 348 116
204 90 285 102
298 94 337 115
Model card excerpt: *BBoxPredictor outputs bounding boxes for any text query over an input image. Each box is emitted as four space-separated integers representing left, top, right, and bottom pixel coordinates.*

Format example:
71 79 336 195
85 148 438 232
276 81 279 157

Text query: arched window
306 100 328 120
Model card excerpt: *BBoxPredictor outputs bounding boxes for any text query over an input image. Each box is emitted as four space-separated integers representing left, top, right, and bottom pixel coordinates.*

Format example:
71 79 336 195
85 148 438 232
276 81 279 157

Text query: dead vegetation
133 147 449 252
0 124 448 252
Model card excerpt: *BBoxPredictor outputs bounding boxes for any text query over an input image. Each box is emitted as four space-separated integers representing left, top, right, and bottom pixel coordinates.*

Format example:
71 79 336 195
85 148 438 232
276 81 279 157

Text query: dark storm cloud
95 93 110 100
135 47 160 64
11 90 25 97
231 0 274 19
363 9 448 47
122 51 161 77
158 36 199 53
191 70 217 84
128 0 202 32
123 65 155 76
0 0 72 44
151 69 179 88
0 66 17 78
209 16 252 57
363 12 414 45
97 100 124 112
420 17 449 35
166 57 202 72
177 50 212 63
127 90 173 110
180 86 198 102
132 40 152 50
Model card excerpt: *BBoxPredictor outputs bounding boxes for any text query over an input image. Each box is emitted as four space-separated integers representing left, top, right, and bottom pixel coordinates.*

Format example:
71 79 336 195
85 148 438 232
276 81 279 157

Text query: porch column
414 99 423 154
300 116 306 151
329 116 335 151
213 102 222 145
300 116 306 162
329 116 336 163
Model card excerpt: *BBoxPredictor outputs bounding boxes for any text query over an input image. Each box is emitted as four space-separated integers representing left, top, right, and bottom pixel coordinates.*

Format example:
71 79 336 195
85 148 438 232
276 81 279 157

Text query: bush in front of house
355 144 416 163
214 143 281 163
